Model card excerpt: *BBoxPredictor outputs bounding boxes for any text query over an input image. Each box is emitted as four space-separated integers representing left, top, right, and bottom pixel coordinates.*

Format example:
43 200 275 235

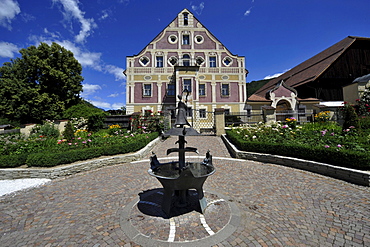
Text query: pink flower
78 137 82 140
68 143 72 145
330 132 335 136
324 145 330 148
88 139 92 142
282 125 289 129
337 144 342 148
82 141 86 144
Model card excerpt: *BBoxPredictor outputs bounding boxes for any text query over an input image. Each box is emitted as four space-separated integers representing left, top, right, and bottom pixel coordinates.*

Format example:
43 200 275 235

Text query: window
183 13 188 26
143 84 152 96
168 35 178 44
139 56 149 66
221 84 229 96
169 56 178 66
183 79 192 92
183 54 190 66
195 35 204 44
224 109 230 115
196 56 204 65
223 57 232 66
209 57 216 67
199 84 206 96
183 35 190 45
167 83 175 96
156 56 163 67
199 109 206 118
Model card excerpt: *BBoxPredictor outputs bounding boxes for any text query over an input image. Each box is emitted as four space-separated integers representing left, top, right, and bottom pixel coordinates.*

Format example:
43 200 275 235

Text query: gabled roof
130 8 242 58
250 36 370 101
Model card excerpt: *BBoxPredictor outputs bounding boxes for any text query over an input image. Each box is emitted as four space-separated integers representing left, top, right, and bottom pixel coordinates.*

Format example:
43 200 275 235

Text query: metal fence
188 109 215 135
225 112 264 126
275 110 314 123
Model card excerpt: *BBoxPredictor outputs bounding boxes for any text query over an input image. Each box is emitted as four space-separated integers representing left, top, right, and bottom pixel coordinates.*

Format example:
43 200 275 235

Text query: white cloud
0 0 21 30
0 42 19 58
191 2 205 15
244 7 252 16
108 93 119 98
81 83 102 97
264 69 290 80
99 9 109 21
87 100 111 109
112 103 124 109
53 0 97 43
104 64 125 81
118 0 130 5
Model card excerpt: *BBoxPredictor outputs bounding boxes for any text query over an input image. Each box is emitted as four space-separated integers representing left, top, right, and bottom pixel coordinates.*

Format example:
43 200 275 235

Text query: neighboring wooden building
124 9 248 117
246 36 370 122
343 73 370 104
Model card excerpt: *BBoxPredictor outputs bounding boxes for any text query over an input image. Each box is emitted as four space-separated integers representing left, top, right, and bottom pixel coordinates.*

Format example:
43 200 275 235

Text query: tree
63 101 105 119
0 42 83 124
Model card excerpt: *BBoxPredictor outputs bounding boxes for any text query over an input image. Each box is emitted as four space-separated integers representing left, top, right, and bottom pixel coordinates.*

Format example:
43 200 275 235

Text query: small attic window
139 56 149 66
183 13 189 26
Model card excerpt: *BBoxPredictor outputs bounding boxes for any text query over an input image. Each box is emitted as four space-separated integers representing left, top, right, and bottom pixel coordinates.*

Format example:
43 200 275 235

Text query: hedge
0 153 28 168
226 130 370 170
26 132 158 167
0 132 158 168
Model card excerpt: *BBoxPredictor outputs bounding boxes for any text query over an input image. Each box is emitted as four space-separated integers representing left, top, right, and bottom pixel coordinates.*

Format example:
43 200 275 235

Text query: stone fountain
148 91 215 217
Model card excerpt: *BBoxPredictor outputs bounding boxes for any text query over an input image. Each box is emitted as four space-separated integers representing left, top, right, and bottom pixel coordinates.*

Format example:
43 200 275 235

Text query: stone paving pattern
0 136 369 246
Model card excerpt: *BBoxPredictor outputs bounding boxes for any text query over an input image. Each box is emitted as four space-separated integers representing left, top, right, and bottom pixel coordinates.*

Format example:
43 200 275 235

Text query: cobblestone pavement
1 136 369 246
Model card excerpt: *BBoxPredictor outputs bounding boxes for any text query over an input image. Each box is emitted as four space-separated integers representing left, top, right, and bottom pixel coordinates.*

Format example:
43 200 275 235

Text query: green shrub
359 116 370 130
0 153 28 168
63 121 75 141
31 120 60 138
26 132 158 167
87 112 107 132
341 103 360 130
226 129 370 170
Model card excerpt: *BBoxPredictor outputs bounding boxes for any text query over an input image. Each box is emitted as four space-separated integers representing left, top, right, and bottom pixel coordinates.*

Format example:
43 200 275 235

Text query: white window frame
143 83 152 97
222 56 233 66
167 83 175 96
199 83 206 96
156 56 163 67
139 56 150 66
209 56 217 67
183 79 192 93
183 34 190 45
221 83 229 96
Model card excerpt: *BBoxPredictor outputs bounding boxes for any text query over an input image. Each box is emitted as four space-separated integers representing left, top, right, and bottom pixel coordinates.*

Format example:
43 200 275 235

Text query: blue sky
1 0 369 110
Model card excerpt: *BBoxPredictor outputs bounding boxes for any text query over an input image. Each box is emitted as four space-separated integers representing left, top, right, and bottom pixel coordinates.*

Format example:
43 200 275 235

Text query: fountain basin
148 162 215 217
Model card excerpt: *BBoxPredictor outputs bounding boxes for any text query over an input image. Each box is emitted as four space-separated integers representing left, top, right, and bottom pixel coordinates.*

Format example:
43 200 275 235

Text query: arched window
183 54 190 66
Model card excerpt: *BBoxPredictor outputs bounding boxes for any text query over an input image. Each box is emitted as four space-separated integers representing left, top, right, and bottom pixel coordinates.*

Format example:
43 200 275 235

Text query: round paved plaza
0 136 369 246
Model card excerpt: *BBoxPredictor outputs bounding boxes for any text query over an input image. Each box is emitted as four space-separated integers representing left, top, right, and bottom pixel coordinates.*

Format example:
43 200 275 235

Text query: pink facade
125 8 247 114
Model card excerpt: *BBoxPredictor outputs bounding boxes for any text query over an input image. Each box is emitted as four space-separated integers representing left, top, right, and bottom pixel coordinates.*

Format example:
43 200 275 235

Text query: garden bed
222 134 370 187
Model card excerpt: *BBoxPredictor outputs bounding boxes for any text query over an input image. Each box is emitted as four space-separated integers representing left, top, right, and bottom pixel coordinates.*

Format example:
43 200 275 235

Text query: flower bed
0 124 159 168
226 120 370 170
